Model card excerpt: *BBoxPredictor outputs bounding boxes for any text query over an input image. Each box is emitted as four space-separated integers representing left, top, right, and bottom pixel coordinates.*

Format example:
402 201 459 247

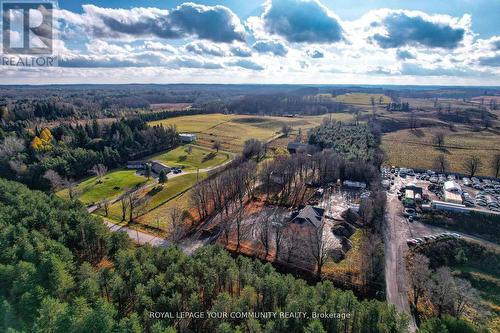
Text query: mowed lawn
57 170 151 204
382 126 500 176
149 113 352 152
98 172 207 223
151 145 230 171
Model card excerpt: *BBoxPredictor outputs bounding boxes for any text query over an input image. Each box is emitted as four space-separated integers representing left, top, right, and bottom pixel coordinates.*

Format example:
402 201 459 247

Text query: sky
1 0 500 85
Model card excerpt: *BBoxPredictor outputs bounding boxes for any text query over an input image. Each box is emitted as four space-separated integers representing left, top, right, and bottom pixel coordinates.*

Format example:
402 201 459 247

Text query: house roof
151 161 170 173
291 205 325 228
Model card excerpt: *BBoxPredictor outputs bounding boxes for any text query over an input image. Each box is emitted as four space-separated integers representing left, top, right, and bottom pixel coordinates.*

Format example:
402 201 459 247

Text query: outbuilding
179 133 197 143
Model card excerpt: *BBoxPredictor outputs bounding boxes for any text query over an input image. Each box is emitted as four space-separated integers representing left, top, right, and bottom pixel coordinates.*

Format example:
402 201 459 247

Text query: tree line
0 117 179 190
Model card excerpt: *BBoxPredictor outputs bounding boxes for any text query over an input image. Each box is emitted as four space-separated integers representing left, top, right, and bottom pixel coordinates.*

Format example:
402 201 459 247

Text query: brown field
150 103 192 111
149 113 353 152
382 126 500 176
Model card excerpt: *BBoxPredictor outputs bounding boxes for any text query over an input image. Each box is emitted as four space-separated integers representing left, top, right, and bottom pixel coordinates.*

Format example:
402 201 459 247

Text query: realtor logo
2 1 54 54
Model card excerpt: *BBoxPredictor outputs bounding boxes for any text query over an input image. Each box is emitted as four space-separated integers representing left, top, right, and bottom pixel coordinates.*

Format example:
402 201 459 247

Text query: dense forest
227 94 348 116
0 178 412 333
0 118 178 190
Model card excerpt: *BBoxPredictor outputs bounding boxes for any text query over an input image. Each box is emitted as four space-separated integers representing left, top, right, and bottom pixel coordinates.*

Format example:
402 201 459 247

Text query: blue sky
1 0 499 85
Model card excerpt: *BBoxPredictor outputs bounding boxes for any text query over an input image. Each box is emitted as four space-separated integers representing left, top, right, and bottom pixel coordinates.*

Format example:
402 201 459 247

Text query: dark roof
287 142 307 150
290 205 325 228
151 161 170 174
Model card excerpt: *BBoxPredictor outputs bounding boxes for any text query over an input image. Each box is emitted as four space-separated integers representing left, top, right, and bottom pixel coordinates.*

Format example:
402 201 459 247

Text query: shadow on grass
202 152 216 162
147 186 163 197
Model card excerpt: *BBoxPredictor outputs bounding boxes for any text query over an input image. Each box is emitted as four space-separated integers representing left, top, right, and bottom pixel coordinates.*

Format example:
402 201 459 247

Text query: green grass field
151 145 230 171
57 170 151 204
98 172 206 224
149 113 353 152
382 126 500 176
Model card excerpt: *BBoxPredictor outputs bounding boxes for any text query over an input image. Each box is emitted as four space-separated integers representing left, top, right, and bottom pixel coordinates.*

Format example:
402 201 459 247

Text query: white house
179 133 197 143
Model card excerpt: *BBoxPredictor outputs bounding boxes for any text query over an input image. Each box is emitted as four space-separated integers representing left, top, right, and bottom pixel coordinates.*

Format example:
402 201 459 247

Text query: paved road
103 219 172 247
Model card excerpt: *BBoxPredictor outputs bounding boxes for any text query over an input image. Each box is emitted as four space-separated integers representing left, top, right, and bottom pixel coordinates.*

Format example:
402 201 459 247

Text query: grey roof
151 161 170 174
287 142 307 150
291 205 325 228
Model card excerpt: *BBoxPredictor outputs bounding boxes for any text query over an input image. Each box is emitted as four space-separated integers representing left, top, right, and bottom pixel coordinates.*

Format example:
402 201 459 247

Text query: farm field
334 93 391 105
150 102 192 111
382 126 500 176
57 169 151 204
151 144 230 171
149 113 353 152
97 172 207 224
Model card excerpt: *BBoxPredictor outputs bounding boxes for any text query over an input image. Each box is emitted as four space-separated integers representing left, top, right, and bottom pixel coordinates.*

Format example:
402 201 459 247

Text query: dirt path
384 183 417 332
384 175 500 332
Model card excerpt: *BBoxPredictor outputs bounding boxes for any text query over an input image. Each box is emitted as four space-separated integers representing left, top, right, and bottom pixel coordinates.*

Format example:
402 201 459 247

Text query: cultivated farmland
334 93 392 105
382 126 500 176
149 113 353 152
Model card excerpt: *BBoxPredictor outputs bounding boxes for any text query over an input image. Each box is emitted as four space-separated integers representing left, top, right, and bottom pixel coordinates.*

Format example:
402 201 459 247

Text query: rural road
384 175 500 333
103 219 171 247
384 185 417 332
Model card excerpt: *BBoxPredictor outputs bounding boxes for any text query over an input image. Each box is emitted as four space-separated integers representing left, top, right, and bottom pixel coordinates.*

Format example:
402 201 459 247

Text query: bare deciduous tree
126 190 143 223
407 254 432 325
491 154 500 178
433 131 446 150
43 170 63 191
462 155 482 177
64 179 80 200
433 154 449 174
282 227 300 263
281 124 293 137
273 219 287 260
257 216 272 260
91 164 107 181
409 112 419 130
168 207 185 244
212 141 221 152
429 267 455 318
0 136 25 159
307 220 333 279
101 199 110 217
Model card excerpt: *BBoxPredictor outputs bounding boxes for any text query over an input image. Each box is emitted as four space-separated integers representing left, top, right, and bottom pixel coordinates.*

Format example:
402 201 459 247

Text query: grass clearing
151 145 230 171
149 113 353 152
382 126 500 176
57 169 151 204
98 172 206 225
136 191 193 230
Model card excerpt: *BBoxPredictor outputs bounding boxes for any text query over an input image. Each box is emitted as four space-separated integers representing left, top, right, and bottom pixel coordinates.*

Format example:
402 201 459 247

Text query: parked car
407 239 417 246
404 208 417 217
